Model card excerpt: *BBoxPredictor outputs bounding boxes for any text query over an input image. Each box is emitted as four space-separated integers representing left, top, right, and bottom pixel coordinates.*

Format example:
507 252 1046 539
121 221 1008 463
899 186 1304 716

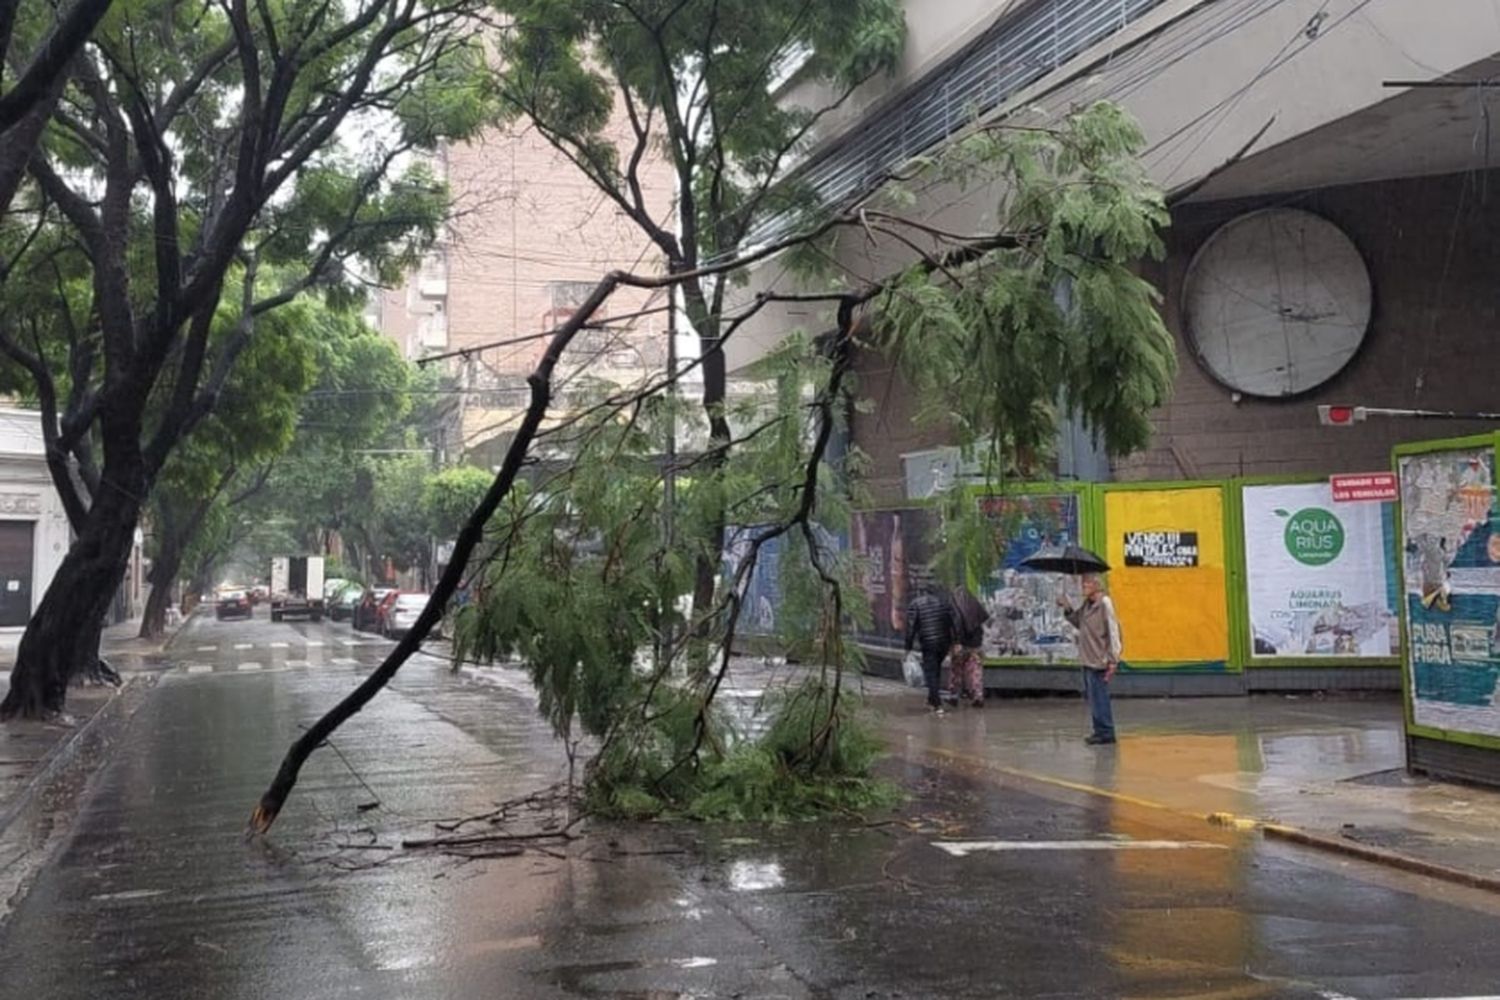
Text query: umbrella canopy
1019 544 1110 576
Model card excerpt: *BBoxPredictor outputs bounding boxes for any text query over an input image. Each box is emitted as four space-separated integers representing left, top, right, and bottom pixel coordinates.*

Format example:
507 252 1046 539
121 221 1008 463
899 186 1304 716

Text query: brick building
372 116 678 463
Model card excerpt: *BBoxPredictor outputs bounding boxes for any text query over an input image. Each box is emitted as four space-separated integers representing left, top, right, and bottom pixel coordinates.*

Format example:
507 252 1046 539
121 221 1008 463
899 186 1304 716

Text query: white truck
270 555 325 623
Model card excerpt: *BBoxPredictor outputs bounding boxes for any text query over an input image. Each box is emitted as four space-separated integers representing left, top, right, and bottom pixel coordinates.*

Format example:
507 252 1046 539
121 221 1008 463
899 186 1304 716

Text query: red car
354 588 395 632
372 589 401 634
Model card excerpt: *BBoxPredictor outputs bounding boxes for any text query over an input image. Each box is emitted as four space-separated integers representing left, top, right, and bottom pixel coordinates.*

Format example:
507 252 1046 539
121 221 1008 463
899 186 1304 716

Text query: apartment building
372 116 678 464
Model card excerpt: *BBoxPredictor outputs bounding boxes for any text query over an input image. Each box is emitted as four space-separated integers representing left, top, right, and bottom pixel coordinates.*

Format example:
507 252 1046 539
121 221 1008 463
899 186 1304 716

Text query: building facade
371 115 679 462
0 409 74 633
727 0 1500 497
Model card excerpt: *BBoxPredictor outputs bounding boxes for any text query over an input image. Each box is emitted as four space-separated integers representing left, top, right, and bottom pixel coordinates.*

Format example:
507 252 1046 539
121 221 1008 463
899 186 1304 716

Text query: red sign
1330 472 1397 503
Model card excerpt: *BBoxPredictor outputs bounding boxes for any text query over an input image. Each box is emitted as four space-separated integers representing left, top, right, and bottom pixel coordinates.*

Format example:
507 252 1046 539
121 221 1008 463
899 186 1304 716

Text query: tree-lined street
1 614 1499 999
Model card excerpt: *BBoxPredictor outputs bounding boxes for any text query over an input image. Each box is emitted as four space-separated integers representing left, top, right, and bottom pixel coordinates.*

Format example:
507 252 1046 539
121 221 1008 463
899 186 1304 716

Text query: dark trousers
921 648 947 708
1083 668 1115 739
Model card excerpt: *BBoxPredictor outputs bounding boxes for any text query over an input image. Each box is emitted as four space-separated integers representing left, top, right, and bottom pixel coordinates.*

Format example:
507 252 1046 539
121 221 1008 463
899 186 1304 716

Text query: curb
925 746 1500 896
0 675 145 841
1257 820 1500 895
1210 810 1500 894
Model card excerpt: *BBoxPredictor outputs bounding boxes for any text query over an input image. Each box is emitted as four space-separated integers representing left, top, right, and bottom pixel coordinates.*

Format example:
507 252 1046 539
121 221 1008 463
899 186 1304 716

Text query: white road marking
236 662 262 672
331 657 359 665
186 665 213 675
270 642 289 649
233 643 254 650
306 641 325 648
340 639 360 646
933 839 1227 857
91 889 166 902
196 645 217 652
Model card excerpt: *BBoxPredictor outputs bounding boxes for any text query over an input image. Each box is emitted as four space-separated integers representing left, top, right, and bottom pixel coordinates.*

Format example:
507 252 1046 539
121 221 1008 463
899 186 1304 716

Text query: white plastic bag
902 651 924 688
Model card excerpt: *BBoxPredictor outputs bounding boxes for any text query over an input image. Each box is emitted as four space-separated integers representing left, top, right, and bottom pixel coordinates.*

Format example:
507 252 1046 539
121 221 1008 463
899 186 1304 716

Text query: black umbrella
1019 543 1110 575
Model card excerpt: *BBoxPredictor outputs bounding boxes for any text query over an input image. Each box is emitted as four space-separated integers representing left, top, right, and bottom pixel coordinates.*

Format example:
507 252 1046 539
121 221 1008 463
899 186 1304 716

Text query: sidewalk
0 613 180 836
875 681 1500 890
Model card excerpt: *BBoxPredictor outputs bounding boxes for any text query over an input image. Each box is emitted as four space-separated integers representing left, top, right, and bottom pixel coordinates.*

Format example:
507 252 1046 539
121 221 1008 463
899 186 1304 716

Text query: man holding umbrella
1023 544 1123 746
1059 573 1122 745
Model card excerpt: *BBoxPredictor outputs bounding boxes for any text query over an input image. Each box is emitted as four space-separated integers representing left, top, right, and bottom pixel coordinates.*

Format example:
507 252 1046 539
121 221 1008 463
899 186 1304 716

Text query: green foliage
424 465 494 539
490 0 906 266
173 308 413 586
873 103 1176 467
585 682 901 823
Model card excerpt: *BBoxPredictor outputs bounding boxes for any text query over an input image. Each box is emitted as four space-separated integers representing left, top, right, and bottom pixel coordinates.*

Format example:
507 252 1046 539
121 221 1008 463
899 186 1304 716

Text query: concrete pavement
871 681 1500 892
7 615 1500 996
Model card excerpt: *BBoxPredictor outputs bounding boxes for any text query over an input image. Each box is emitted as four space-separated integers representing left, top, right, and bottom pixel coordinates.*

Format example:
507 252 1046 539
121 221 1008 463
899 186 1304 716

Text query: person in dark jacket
905 581 955 714
948 584 990 708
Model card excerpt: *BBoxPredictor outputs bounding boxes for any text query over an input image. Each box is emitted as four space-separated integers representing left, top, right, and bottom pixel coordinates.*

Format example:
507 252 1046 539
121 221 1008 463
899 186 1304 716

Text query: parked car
330 585 364 623
372 589 402 635
382 593 436 639
216 589 252 620
354 588 395 632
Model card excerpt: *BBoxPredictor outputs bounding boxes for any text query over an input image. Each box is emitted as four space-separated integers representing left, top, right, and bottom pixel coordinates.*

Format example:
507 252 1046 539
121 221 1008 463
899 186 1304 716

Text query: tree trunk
138 549 178 639
0 477 141 720
688 294 731 627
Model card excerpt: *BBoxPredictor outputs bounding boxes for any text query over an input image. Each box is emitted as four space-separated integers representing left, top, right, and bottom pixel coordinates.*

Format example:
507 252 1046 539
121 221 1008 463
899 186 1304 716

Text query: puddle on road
542 956 721 999
726 860 784 892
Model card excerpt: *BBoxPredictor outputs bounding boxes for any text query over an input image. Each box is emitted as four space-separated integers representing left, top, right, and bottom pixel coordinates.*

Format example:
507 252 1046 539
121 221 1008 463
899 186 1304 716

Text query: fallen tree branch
403 829 575 850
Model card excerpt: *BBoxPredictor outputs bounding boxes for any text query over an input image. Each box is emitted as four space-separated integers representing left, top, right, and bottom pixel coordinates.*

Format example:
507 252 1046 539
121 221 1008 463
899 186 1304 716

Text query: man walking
1059 574 1122 745
905 580 955 715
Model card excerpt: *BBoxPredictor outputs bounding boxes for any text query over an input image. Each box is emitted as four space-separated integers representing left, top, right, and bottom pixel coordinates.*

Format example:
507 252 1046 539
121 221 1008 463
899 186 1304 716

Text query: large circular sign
1183 208 1372 398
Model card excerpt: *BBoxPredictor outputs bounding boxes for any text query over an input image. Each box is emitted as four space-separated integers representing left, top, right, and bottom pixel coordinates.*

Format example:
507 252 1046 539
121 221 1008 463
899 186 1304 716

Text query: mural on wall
850 508 937 645
1103 486 1230 668
974 494 1081 663
1242 482 1398 659
1399 448 1500 738
722 527 782 637
722 524 843 638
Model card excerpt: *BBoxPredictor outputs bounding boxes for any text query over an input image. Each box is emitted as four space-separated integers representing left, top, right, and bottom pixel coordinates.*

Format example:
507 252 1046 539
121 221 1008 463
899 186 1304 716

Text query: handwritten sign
1123 531 1199 568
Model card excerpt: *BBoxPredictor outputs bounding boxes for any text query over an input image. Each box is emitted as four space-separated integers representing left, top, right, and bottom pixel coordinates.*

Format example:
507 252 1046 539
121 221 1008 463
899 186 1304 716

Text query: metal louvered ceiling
743 0 1170 250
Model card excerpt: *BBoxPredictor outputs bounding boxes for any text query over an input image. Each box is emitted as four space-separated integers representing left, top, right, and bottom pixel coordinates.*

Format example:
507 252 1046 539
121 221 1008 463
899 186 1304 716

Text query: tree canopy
0 0 495 718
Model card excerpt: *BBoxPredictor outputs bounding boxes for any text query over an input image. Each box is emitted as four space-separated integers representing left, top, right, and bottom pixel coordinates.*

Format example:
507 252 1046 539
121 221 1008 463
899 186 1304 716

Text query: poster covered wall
1242 483 1398 659
722 526 782 636
1399 447 1500 739
722 524 843 637
975 493 1082 663
1103 486 1230 667
850 507 937 645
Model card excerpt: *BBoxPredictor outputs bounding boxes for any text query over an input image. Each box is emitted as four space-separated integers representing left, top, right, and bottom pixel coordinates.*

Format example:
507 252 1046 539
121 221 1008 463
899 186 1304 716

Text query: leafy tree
424 465 494 540
368 454 437 584
489 0 907 612
0 0 114 220
139 303 410 637
252 99 1176 832
0 0 493 718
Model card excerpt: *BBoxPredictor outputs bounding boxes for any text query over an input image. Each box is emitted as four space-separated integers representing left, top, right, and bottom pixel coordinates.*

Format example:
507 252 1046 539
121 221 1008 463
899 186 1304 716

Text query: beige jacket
1065 595 1123 671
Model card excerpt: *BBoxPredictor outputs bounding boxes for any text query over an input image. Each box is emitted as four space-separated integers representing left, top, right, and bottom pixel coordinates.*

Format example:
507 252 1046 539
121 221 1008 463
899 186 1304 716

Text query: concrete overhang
724 0 1500 374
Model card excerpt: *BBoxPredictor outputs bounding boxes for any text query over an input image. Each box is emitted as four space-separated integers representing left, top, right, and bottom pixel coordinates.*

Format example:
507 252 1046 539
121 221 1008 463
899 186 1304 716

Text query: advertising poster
722 525 842 638
975 493 1082 663
1103 487 1229 667
722 526 782 636
1242 483 1398 659
850 507 937 645
1399 448 1500 738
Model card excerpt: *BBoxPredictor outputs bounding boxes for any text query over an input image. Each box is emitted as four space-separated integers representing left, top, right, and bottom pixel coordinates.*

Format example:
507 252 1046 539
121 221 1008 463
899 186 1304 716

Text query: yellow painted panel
1104 487 1229 665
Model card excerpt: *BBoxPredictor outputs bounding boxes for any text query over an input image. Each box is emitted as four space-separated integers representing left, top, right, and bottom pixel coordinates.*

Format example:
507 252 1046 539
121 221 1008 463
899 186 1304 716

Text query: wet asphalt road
4 611 1500 998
